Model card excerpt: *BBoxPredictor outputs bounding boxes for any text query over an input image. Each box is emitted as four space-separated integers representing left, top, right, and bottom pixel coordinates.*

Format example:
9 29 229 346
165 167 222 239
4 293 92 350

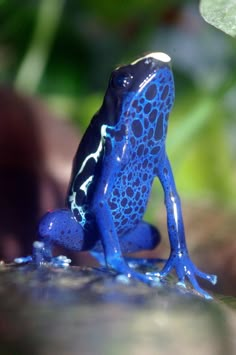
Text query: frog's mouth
131 52 171 65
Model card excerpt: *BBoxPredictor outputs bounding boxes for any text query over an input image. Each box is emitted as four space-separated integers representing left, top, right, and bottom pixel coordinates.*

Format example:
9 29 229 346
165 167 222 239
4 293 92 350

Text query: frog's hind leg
91 221 162 268
36 209 97 266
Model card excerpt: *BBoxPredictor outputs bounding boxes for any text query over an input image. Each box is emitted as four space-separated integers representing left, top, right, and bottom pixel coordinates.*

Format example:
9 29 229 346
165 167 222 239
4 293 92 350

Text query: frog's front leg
91 221 161 266
153 153 217 299
91 144 154 284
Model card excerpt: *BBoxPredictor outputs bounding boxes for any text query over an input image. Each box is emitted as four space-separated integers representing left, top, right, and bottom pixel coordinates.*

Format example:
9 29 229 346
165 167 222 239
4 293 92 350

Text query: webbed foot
14 255 33 264
14 241 71 269
147 251 217 300
106 257 160 286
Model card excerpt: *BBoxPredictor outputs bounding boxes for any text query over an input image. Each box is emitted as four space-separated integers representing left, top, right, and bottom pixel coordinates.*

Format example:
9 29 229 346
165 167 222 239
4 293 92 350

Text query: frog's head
101 52 175 130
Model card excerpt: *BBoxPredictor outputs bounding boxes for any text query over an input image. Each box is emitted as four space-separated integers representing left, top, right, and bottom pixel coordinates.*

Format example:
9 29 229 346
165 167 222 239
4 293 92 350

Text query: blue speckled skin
37 53 217 299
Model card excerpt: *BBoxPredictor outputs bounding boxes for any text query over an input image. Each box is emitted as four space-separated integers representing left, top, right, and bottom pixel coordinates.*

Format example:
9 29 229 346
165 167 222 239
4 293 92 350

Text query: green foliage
200 0 236 37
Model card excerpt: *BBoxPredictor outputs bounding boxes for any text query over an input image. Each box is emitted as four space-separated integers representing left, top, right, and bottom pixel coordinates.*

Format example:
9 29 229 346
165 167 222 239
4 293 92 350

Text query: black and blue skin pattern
34 53 217 298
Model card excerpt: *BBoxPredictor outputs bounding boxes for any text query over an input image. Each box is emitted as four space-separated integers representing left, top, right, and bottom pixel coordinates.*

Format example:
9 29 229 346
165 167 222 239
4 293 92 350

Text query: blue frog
17 52 217 299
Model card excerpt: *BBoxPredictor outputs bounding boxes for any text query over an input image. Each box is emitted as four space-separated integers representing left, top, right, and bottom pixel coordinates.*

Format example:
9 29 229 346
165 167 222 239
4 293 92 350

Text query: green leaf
200 0 236 37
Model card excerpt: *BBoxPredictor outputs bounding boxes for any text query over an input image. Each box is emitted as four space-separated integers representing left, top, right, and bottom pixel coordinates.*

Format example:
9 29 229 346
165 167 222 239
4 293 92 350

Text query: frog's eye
112 72 133 89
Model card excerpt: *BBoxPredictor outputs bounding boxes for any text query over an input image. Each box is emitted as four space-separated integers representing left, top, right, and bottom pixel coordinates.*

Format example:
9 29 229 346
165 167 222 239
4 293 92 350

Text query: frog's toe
14 255 33 264
51 255 71 268
149 252 216 299
183 272 214 300
193 266 217 285
107 258 155 285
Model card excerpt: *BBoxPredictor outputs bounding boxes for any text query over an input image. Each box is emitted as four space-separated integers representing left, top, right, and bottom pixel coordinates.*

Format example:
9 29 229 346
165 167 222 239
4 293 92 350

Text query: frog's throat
131 52 171 65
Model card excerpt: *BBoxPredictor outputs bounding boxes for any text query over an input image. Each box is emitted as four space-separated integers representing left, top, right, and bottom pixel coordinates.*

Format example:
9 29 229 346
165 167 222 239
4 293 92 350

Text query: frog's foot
126 257 166 269
90 251 106 267
33 241 71 268
14 241 47 265
90 252 165 270
50 255 71 268
15 241 71 269
14 255 33 264
148 251 217 300
107 257 160 286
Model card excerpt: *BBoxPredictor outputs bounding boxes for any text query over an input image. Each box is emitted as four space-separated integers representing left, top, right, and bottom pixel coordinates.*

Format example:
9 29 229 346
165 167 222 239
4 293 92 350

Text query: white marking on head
131 52 171 65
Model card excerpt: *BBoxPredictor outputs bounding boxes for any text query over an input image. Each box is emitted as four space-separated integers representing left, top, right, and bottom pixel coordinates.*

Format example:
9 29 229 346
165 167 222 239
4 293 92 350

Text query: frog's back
107 64 174 235
67 53 174 233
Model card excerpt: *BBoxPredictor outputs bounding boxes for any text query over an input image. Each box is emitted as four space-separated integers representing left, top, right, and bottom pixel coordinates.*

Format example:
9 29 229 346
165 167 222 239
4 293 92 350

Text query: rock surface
0 264 235 355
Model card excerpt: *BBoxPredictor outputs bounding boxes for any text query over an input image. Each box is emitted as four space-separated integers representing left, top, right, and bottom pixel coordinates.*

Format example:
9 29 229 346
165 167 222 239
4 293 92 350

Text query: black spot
139 206 145 213
109 201 118 210
144 103 152 114
130 136 136 147
137 144 144 156
153 167 158 175
154 113 163 140
148 140 153 148
132 100 138 108
126 187 134 197
115 129 123 142
144 147 149 155
150 146 160 155
115 212 121 219
142 185 147 193
145 84 157 100
142 159 148 169
118 228 124 235
137 106 142 113
149 109 157 123
122 176 127 184
144 118 149 129
113 189 119 196
124 207 132 214
159 102 164 110
121 198 128 207
154 157 159 164
132 119 143 138
128 172 132 181
143 173 148 181
135 192 140 200
161 85 169 100
121 218 128 225
148 128 154 139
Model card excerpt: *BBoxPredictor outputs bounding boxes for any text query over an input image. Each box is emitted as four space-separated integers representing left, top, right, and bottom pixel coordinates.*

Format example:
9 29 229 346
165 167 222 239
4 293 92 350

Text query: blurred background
0 0 235 295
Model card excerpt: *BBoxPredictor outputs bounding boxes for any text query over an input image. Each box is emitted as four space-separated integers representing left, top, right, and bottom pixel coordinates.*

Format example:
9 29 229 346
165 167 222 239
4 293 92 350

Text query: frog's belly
108 165 154 237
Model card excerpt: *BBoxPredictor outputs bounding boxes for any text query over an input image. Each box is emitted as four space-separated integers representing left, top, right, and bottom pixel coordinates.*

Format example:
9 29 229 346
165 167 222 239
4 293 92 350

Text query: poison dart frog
16 52 217 299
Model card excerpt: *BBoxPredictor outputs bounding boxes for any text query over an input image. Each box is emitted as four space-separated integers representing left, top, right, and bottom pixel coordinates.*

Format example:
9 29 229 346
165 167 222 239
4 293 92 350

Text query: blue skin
17 53 217 299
